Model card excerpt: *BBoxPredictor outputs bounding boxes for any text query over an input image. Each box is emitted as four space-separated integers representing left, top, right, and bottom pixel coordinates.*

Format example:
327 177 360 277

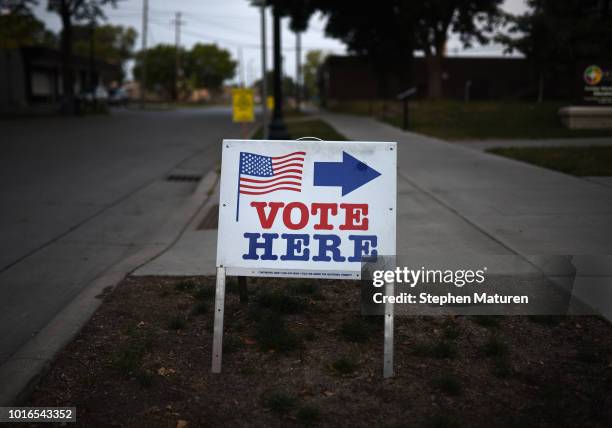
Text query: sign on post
213 139 397 376
232 88 255 122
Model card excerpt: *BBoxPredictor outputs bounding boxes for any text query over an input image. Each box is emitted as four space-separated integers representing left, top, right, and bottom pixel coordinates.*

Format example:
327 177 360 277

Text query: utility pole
268 5 289 139
295 31 301 112
238 46 245 87
172 11 186 101
140 0 148 109
259 2 269 139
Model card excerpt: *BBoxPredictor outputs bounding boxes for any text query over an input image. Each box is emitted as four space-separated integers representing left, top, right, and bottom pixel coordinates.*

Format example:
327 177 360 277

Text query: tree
47 0 117 114
184 43 236 91
133 44 185 100
302 50 324 100
410 1 503 99
72 24 137 81
272 0 503 100
498 0 612 101
0 3 57 48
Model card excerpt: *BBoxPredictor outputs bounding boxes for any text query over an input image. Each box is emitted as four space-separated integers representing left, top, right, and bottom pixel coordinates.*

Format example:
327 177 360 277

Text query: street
0 107 243 365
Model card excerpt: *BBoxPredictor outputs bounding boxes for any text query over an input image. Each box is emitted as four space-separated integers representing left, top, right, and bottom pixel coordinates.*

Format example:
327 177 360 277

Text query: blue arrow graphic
313 151 381 196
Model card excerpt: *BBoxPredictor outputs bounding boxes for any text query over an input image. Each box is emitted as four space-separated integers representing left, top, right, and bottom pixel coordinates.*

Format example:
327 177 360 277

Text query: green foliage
110 329 154 377
0 8 56 49
255 310 302 352
302 50 324 100
255 291 307 315
72 24 137 80
193 285 216 300
133 44 184 98
261 390 297 415
175 279 197 292
432 374 463 396
488 146 612 177
482 335 510 357
498 0 612 67
185 43 236 90
331 357 358 376
339 317 373 343
191 301 209 316
167 314 187 331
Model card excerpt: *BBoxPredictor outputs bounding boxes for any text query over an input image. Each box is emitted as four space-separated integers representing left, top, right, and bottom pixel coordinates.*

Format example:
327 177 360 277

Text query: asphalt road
0 106 243 365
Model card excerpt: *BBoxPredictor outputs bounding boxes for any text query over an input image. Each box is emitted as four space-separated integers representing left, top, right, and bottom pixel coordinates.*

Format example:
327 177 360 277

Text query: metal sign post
212 139 396 376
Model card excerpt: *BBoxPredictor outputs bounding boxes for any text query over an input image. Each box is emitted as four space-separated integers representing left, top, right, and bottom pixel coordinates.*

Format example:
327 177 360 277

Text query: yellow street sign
232 88 254 122
267 96 274 111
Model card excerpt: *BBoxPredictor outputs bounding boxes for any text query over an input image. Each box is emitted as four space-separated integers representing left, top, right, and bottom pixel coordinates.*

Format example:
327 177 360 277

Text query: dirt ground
24 276 612 428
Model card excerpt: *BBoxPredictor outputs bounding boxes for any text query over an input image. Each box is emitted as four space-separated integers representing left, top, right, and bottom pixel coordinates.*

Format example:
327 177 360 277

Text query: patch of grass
432 374 463 396
488 146 612 176
167 315 187 331
193 285 215 300
239 365 256 376
261 390 297 415
255 311 302 352
331 357 358 376
110 330 155 377
191 301 209 316
483 335 510 358
289 281 319 296
414 340 458 359
442 323 461 340
471 315 502 328
256 291 307 315
296 405 321 426
223 335 243 354
339 318 373 343
253 119 346 141
175 279 197 292
332 100 611 140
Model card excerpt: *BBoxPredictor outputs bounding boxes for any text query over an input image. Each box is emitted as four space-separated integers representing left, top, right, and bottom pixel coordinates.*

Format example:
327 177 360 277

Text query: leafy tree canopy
185 43 236 90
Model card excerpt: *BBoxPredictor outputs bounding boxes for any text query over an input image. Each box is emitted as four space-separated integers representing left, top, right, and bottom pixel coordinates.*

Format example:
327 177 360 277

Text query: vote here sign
216 139 396 279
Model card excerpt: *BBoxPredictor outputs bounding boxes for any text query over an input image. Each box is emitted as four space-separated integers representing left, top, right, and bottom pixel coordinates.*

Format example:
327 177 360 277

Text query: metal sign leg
383 281 395 378
212 267 226 373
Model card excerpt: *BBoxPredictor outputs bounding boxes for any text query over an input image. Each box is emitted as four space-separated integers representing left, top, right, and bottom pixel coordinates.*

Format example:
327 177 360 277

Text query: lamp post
268 4 289 139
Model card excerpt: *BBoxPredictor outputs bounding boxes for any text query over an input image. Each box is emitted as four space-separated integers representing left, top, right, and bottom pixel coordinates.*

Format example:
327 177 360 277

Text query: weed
442 324 461 340
339 318 372 343
527 315 562 326
426 414 462 428
483 335 509 358
256 311 302 352
290 281 319 295
261 390 297 415
136 370 154 388
193 285 215 300
191 301 209 316
331 357 358 376
256 291 306 315
110 330 154 377
224 335 243 354
432 374 462 396
239 366 256 376
175 280 196 292
167 315 187 331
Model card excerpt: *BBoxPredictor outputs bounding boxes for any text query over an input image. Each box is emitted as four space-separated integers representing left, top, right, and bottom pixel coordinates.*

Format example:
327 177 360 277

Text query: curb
0 169 219 406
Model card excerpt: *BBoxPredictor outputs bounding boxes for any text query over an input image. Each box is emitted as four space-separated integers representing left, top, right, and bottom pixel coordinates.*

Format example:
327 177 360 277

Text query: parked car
108 88 129 106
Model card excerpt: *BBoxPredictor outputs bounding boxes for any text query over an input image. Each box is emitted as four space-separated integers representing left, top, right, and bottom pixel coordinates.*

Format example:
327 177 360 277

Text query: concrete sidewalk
320 112 612 318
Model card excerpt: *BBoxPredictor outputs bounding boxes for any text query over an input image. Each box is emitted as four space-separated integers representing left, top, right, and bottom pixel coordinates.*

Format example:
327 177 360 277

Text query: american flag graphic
235 151 306 220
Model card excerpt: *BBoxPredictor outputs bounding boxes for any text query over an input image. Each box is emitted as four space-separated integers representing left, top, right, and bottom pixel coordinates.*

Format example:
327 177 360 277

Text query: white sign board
216 139 397 279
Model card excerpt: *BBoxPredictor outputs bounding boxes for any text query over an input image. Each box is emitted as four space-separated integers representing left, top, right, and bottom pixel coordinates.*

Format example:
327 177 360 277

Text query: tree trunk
425 52 443 100
60 2 76 115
